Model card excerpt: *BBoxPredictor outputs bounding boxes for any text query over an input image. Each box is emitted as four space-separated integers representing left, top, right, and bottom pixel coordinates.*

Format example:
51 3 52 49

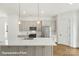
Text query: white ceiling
0 3 79 17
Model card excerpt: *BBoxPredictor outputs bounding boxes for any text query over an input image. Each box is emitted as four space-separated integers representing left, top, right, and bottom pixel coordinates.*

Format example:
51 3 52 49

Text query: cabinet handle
6 25 8 32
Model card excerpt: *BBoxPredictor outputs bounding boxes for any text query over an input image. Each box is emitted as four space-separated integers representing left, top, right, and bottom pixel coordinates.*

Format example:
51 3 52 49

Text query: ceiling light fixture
18 3 21 24
41 10 44 14
23 10 26 15
37 21 40 24
18 21 21 24
69 2 73 5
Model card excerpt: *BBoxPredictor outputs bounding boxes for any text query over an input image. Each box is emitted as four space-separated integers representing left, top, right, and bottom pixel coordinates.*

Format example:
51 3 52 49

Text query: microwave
29 27 37 31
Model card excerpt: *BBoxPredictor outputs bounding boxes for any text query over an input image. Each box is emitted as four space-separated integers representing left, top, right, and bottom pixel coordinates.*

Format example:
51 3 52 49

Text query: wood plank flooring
53 44 79 56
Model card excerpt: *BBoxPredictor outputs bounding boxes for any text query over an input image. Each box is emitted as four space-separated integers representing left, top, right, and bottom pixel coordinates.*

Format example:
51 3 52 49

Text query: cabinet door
43 46 52 56
27 47 35 56
35 46 52 56
35 47 43 56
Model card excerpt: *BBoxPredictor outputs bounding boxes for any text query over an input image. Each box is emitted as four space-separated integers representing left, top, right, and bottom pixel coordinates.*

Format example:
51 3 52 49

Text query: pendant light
37 3 41 25
18 3 21 24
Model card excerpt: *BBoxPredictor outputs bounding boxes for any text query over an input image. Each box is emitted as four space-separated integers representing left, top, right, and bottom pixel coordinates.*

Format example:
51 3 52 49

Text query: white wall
57 11 78 47
0 12 8 45
0 17 5 41
76 10 79 48
71 11 78 48
8 15 18 45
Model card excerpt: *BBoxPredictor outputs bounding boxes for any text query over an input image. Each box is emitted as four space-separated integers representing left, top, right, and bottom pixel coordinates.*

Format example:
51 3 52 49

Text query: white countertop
7 38 56 46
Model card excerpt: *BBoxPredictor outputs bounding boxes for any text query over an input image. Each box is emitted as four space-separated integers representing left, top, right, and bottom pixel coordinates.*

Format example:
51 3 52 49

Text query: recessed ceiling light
23 10 26 14
37 21 41 24
69 2 73 5
18 21 21 24
41 10 44 14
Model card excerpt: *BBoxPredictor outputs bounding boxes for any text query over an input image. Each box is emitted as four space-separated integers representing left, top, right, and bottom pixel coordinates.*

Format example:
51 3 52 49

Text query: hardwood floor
53 44 79 56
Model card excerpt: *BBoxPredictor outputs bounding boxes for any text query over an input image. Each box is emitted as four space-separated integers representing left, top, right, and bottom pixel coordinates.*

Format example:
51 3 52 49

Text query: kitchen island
0 38 55 56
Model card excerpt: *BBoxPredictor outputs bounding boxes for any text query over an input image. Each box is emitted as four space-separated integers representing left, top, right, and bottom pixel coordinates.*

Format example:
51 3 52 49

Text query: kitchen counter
0 38 55 56
8 38 56 46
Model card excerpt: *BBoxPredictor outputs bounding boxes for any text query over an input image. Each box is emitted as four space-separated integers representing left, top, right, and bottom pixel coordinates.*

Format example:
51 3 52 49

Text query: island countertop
7 38 56 46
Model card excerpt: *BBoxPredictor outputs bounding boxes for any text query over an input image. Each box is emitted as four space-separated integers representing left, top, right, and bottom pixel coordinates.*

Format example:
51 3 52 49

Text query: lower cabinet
0 46 52 56
25 46 52 56
27 47 36 56
43 46 52 56
35 46 43 56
